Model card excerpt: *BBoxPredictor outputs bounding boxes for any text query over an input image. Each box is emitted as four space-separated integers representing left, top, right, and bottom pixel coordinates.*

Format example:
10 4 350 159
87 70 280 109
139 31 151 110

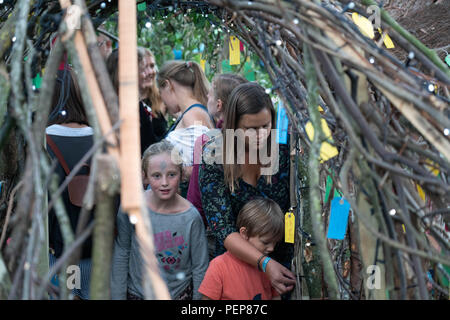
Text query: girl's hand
265 259 296 294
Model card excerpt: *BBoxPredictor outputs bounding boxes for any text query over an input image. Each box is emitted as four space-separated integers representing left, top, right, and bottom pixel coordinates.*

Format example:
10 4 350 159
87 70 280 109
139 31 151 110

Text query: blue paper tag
327 197 350 240
276 101 289 144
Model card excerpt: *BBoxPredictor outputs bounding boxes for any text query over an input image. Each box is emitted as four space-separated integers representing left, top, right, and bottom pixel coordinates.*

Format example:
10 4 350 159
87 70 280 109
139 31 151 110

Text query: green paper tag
243 62 255 81
324 174 343 204
33 73 42 89
137 2 146 11
445 55 450 67
221 60 232 73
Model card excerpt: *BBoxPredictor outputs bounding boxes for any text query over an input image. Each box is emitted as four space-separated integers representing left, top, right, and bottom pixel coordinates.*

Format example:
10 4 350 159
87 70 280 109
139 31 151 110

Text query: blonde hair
236 198 284 243
157 60 209 106
222 82 276 193
138 47 164 115
142 139 183 177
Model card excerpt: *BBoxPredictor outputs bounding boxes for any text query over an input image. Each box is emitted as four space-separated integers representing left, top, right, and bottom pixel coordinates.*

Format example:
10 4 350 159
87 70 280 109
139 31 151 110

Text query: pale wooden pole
118 1 171 300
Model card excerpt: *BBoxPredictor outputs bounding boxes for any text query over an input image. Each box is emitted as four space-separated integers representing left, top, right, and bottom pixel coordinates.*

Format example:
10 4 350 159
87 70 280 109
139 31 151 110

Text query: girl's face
139 55 157 92
145 153 181 200
206 85 219 119
236 108 272 151
159 80 179 115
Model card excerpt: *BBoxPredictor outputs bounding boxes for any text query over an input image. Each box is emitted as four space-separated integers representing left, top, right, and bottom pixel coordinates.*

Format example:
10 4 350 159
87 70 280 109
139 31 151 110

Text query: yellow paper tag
285 211 295 243
305 119 339 162
416 184 426 202
352 12 375 39
378 28 395 49
402 224 406 234
229 36 240 65
200 59 206 72
425 159 440 176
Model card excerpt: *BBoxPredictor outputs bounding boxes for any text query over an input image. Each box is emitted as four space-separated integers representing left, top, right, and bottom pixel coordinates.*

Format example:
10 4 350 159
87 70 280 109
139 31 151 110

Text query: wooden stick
118 0 171 300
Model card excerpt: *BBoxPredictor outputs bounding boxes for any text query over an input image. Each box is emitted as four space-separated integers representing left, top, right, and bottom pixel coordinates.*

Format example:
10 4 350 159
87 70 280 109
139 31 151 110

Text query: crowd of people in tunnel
44 32 296 300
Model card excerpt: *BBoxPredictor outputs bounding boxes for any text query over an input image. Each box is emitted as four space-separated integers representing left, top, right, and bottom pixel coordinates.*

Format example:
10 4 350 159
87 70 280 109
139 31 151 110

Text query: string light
444 128 449 136
293 18 299 25
369 57 375 64
389 209 396 216
129 215 138 224
100 2 106 9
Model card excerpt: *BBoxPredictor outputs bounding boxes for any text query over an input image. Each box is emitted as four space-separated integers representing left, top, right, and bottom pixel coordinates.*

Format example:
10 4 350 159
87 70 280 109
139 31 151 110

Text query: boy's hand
265 259 296 294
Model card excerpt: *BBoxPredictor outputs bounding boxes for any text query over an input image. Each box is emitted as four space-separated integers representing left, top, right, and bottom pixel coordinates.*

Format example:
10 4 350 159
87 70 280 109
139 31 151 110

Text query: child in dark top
199 198 283 300
46 67 94 299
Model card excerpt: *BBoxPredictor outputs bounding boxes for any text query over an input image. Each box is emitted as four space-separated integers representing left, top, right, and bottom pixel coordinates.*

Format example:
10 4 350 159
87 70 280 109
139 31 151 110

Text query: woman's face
236 108 272 151
139 54 157 92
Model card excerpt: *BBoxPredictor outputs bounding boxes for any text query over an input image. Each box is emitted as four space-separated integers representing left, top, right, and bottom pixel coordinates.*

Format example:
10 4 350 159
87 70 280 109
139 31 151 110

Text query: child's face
247 234 277 256
206 86 219 118
145 153 180 200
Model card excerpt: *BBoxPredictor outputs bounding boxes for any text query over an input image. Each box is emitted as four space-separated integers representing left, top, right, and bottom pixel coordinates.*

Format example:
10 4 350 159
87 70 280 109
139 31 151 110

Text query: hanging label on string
276 101 289 144
327 197 350 240
378 28 395 49
285 208 295 243
200 59 206 72
229 36 240 65
352 13 375 39
305 118 339 163
445 55 450 67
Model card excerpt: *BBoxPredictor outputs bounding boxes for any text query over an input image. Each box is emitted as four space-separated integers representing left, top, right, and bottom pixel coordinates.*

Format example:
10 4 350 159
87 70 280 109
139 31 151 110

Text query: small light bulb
408 51 415 60
100 2 106 9
145 21 151 28
275 40 282 46
369 57 375 64
444 128 449 136
129 215 138 224
293 18 299 25
265 88 272 94
427 83 435 92
12 36 16 42
348 2 355 9
61 110 67 116
389 209 396 216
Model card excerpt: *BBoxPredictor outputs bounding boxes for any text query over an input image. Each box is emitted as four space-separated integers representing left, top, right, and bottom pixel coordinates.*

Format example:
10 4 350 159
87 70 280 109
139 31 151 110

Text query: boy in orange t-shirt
199 198 284 300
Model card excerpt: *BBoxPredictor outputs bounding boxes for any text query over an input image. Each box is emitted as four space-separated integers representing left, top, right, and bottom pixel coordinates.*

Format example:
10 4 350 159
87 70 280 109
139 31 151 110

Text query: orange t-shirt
198 251 279 300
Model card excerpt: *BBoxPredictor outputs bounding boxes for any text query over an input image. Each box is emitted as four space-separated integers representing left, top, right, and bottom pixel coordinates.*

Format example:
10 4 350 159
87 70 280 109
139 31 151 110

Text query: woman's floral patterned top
199 135 294 265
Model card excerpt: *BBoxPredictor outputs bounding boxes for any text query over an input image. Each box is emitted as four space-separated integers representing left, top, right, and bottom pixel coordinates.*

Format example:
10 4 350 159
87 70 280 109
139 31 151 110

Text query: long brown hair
157 60 209 106
137 47 164 115
222 82 276 193
106 47 163 113
48 68 88 126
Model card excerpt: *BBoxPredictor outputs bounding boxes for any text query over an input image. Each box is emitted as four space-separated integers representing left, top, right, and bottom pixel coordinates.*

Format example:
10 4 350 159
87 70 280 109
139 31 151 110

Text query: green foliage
102 7 272 88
